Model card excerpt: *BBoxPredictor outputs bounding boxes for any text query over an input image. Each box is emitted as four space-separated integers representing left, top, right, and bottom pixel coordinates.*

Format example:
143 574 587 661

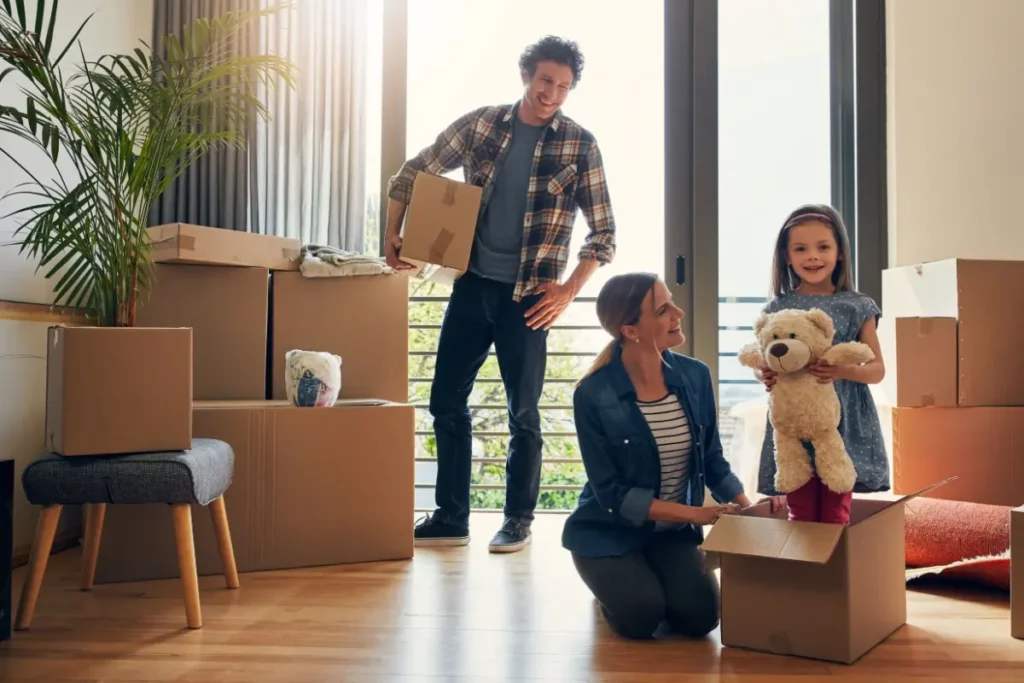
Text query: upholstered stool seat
15 439 239 631
22 439 234 506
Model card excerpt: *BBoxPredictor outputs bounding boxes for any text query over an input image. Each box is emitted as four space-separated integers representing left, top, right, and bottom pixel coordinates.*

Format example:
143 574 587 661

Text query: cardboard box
137 264 269 400
702 481 948 665
148 223 300 271
93 400 415 584
270 272 408 403
893 317 958 407
892 407 1024 506
881 259 1024 406
46 326 192 456
1013 506 1023 639
398 171 482 281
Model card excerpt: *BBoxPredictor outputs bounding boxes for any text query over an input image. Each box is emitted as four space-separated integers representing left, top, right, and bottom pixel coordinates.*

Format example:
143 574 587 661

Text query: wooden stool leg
209 496 239 589
15 504 63 630
80 503 106 590
171 504 202 629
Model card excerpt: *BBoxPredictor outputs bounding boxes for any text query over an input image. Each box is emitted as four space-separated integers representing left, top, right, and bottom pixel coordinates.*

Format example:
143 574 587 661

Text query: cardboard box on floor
702 479 952 665
398 171 482 284
891 317 958 407
138 264 269 400
1012 506 1023 639
147 223 300 271
46 326 192 456
881 258 1024 407
92 400 415 584
892 407 1024 506
270 271 409 403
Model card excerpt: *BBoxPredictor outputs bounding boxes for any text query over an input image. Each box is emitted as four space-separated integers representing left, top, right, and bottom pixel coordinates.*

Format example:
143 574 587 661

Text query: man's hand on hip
524 282 575 331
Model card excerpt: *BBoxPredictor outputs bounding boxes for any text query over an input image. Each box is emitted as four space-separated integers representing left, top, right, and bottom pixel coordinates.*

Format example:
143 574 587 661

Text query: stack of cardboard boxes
52 223 416 584
880 257 1024 640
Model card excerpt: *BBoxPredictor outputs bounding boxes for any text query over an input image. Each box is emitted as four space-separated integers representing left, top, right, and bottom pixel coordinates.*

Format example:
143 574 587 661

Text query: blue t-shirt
756 290 890 495
468 115 546 283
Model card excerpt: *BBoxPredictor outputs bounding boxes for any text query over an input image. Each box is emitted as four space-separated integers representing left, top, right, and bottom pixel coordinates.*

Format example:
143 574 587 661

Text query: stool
16 438 239 631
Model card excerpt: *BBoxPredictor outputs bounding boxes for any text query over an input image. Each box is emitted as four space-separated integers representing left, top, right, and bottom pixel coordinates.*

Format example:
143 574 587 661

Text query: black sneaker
414 513 469 547
488 518 532 554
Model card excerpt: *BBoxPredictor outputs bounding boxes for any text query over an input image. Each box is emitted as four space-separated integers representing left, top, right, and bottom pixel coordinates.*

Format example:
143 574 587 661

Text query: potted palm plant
0 0 295 325
0 0 297 455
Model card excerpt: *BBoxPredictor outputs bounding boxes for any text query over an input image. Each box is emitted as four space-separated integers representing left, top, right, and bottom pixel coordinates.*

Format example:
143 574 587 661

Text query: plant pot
45 326 193 456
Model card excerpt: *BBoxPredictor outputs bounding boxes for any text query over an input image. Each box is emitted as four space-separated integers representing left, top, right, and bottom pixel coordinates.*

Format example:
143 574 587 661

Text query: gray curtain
149 0 368 251
251 0 368 250
148 0 255 232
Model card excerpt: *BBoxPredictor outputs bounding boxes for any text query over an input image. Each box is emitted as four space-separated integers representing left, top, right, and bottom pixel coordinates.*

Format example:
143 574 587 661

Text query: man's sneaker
488 518 532 553
413 513 469 547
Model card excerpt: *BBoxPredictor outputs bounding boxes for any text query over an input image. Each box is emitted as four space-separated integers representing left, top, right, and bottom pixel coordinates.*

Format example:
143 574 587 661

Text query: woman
562 273 773 640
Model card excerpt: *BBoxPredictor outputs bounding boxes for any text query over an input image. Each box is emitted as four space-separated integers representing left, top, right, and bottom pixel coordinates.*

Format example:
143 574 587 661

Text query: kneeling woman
562 273 758 640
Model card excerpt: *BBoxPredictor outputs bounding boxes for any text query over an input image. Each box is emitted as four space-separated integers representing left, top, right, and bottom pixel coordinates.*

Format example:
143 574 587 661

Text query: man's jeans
428 272 547 528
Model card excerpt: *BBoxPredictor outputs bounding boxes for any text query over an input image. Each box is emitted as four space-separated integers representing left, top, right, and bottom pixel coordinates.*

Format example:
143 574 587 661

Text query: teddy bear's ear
753 313 769 336
807 308 835 339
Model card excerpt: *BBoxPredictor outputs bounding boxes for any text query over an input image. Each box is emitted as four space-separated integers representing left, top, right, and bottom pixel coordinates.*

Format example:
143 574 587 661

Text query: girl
755 204 889 525
562 272 754 640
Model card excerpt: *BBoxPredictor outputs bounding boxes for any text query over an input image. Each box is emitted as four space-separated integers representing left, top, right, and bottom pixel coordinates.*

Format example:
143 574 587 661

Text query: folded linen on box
299 244 393 278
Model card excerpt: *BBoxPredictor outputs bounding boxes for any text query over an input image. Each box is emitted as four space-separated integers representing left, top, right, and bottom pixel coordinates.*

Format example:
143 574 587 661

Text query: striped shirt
637 394 692 530
387 103 617 302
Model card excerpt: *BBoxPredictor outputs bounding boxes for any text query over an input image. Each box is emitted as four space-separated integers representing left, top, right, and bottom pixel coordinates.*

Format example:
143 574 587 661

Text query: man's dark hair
519 36 584 88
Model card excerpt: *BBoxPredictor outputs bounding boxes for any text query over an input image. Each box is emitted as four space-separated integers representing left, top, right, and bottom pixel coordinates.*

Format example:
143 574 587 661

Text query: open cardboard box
702 477 954 665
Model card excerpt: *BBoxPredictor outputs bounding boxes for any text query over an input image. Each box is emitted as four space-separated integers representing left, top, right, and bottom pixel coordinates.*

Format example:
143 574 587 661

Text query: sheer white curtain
250 0 368 250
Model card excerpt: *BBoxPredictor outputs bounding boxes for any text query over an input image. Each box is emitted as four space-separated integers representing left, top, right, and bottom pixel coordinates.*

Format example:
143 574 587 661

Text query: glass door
716 0 843 493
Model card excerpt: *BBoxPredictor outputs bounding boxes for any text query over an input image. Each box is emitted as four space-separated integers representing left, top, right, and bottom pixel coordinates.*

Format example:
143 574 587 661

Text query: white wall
0 0 153 304
1 0 152 555
886 0 1024 267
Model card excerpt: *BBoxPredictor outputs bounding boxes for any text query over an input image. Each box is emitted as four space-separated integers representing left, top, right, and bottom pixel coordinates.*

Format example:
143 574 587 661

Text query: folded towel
299 244 394 278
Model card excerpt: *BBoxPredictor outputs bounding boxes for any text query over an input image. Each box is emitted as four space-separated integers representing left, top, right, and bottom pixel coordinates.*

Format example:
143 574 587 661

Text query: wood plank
0 513 1020 681
0 300 94 325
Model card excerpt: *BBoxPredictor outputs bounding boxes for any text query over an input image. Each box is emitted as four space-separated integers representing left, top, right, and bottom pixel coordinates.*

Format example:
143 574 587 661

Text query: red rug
904 497 1013 591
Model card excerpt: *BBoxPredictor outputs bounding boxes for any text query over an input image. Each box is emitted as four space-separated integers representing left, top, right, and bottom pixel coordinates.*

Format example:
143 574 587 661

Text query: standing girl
755 204 889 524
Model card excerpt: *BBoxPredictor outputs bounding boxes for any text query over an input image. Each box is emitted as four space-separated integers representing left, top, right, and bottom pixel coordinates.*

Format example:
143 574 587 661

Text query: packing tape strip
442 179 457 205
920 394 935 406
151 234 196 251
918 318 933 334
429 228 455 263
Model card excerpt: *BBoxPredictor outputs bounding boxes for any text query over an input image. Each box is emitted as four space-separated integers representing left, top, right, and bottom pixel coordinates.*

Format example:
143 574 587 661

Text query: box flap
701 515 845 564
854 476 957 524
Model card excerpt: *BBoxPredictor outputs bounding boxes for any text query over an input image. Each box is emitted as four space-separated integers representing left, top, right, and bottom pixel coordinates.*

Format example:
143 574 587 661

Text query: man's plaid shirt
387 103 616 301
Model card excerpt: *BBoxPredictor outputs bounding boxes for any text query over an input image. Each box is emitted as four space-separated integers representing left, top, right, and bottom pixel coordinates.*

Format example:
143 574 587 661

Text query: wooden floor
1 512 1021 682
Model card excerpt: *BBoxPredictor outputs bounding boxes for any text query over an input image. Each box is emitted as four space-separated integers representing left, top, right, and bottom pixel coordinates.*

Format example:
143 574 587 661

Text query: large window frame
376 0 887 389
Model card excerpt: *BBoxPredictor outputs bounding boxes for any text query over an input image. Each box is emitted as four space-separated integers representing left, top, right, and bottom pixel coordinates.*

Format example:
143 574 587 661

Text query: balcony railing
409 286 767 513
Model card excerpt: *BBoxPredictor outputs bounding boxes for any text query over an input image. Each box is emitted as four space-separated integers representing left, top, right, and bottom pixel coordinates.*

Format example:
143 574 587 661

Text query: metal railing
410 291 768 513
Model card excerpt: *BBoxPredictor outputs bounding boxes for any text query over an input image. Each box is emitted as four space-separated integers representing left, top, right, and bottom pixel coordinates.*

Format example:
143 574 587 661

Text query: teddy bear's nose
769 343 788 358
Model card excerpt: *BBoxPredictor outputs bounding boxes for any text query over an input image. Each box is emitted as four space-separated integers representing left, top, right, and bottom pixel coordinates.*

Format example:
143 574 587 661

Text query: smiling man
384 36 617 553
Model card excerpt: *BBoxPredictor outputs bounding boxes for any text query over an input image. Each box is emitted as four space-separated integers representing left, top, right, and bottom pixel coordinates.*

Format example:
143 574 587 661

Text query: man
384 36 616 553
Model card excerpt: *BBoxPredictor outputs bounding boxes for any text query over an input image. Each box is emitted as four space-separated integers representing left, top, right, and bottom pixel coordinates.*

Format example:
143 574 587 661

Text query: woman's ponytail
577 272 660 387
577 339 617 386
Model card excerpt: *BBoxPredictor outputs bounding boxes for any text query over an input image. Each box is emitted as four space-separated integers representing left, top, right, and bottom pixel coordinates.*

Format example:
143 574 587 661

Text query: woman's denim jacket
561 346 745 557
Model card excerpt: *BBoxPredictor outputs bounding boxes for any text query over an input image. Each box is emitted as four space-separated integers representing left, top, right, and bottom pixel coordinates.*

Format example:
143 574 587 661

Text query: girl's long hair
578 272 659 384
770 203 855 297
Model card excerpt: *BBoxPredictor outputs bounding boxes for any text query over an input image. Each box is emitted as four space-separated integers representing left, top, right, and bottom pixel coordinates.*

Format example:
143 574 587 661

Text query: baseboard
11 529 83 569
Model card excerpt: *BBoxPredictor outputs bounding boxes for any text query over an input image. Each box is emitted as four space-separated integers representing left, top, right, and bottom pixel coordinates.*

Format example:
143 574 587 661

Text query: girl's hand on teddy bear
810 360 841 383
759 368 777 392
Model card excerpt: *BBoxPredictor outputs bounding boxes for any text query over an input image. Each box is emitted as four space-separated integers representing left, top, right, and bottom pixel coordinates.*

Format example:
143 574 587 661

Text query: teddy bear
736 308 875 495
